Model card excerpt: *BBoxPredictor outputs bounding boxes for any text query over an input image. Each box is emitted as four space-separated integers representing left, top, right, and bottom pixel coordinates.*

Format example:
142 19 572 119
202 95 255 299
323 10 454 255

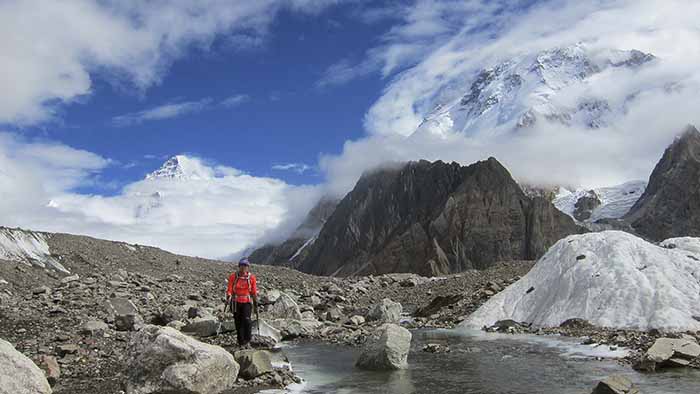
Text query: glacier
461 231 700 331
553 180 647 222
0 227 69 273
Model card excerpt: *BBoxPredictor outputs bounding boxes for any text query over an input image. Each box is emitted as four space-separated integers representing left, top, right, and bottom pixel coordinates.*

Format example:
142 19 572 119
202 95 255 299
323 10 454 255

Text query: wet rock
356 323 411 371
81 320 109 336
271 293 302 320
38 355 61 386
367 298 402 323
234 349 273 380
126 325 239 394
0 338 52 394
591 375 639 394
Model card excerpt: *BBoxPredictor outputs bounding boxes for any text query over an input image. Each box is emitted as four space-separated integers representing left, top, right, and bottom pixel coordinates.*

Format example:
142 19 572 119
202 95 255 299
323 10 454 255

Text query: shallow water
275 329 700 394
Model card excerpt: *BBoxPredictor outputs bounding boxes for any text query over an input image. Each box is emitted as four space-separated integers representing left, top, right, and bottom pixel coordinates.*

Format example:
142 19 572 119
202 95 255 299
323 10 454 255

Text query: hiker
226 257 258 347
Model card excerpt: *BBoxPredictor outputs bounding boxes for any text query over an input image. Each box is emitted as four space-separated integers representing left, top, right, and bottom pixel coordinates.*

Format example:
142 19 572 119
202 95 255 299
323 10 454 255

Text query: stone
56 344 79 357
187 306 211 319
356 324 412 371
166 320 186 330
414 294 463 317
399 278 418 287
252 319 282 343
325 306 343 322
644 337 700 368
271 293 302 320
422 343 450 353
271 319 323 340
32 286 51 295
234 349 273 380
81 320 109 336
367 298 402 323
260 289 282 305
38 355 61 386
0 338 52 394
59 274 80 285
349 315 366 325
591 375 639 394
126 325 239 394
181 318 235 337
105 298 144 331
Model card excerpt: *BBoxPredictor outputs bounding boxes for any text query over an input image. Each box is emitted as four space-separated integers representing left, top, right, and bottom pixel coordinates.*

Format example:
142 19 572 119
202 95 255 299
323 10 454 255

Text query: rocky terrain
0 227 533 394
295 157 582 277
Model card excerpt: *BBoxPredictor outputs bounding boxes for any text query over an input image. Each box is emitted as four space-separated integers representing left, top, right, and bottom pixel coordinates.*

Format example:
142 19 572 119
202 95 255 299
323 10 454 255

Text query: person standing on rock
226 257 259 347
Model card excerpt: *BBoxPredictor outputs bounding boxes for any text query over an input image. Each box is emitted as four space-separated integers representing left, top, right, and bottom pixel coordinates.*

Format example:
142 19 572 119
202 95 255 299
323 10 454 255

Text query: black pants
233 302 253 345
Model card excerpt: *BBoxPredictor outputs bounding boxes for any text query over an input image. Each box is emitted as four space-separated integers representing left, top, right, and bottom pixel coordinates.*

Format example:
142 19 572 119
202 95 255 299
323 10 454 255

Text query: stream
267 329 700 394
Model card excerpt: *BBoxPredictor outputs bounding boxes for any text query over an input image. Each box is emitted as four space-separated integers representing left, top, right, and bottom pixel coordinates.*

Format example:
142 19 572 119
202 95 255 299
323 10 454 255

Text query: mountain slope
249 197 339 268
462 231 700 331
414 44 655 138
298 158 583 277
552 181 646 223
625 125 700 240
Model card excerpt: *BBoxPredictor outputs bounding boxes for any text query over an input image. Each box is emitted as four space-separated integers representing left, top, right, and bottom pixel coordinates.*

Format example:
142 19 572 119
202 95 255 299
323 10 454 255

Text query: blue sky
19 3 398 193
2 0 698 258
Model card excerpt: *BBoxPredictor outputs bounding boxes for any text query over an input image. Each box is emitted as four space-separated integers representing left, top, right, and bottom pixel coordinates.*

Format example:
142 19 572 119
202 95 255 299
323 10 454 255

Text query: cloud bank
319 0 700 194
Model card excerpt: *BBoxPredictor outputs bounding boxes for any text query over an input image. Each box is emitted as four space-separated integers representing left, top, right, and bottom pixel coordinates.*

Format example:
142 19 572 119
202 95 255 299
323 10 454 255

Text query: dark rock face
298 158 582 277
573 192 601 221
625 125 700 241
249 197 339 267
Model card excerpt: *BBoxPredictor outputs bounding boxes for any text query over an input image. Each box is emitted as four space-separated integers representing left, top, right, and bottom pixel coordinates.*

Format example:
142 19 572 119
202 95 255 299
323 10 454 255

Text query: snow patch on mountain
414 44 655 138
553 181 646 222
461 231 700 331
0 228 69 273
145 155 218 181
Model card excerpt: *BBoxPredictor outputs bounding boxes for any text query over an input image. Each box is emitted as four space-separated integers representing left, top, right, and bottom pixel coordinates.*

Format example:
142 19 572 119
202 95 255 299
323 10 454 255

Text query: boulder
234 349 273 380
37 355 60 386
271 319 322 340
126 325 239 394
59 274 80 285
181 318 235 337
0 338 52 394
414 294 462 317
252 319 282 343
325 306 344 322
349 315 366 326
355 324 412 371
642 337 700 369
591 375 639 394
367 298 402 323
32 286 51 295
105 298 144 331
260 289 282 305
81 320 109 336
271 293 302 320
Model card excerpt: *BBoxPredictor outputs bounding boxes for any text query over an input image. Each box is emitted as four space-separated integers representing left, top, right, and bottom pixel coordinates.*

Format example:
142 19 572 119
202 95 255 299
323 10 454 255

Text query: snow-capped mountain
553 181 647 223
414 43 655 137
145 155 213 181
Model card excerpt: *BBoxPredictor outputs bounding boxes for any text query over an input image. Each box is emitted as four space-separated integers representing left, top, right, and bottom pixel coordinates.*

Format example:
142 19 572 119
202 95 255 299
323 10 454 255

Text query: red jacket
226 272 257 303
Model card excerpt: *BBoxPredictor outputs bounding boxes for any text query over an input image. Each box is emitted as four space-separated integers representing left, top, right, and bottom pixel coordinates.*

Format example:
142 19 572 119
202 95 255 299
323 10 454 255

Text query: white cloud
317 0 700 194
0 133 320 258
112 99 213 126
221 94 251 107
272 163 314 174
0 0 343 125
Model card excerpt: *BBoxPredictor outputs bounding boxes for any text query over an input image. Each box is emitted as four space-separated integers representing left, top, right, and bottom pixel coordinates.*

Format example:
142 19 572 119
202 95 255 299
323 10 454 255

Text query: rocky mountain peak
625 125 700 240
145 155 212 181
297 158 582 277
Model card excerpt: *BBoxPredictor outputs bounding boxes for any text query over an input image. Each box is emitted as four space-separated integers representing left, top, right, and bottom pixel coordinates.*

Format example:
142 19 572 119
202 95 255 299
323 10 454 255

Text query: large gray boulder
0 338 52 394
271 293 302 320
642 337 700 369
234 349 273 380
126 325 239 394
356 324 411 371
181 318 235 337
270 319 322 340
591 375 640 394
367 298 402 323
105 298 143 331
252 319 282 343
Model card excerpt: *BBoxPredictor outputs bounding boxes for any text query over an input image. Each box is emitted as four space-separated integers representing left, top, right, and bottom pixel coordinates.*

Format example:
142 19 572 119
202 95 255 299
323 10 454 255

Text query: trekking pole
255 304 260 336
